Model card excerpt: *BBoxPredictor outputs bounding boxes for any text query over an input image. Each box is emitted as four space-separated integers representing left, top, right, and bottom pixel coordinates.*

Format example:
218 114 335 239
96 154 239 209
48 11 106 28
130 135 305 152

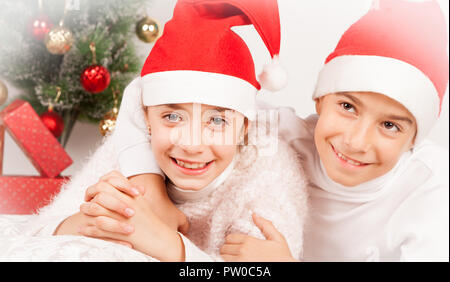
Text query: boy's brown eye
384 122 394 128
340 102 355 112
383 121 400 132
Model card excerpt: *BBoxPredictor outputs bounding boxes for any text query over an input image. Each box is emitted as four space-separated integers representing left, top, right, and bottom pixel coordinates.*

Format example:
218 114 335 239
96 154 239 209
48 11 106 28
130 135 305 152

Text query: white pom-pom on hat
258 56 288 92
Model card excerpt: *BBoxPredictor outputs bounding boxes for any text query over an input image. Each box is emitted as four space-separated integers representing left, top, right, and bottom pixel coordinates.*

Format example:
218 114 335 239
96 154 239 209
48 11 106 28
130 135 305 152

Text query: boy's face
146 103 247 191
314 92 416 187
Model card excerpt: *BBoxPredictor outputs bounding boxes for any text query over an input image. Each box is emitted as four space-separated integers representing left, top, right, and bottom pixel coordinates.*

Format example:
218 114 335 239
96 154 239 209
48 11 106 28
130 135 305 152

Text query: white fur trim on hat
258 56 288 92
313 55 440 145
141 71 257 120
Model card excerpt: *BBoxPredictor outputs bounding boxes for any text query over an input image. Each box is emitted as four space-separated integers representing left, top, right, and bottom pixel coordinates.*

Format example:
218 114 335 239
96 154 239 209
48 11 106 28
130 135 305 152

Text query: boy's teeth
337 152 362 166
175 159 207 169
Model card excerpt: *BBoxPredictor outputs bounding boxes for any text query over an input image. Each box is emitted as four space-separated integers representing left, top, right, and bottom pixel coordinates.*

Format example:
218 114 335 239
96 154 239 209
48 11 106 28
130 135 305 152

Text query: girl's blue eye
209 116 227 127
165 113 181 122
212 117 223 125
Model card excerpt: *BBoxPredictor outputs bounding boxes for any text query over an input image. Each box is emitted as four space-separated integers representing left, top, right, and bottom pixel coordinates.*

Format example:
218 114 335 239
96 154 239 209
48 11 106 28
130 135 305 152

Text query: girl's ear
243 118 250 136
239 118 250 145
143 106 152 135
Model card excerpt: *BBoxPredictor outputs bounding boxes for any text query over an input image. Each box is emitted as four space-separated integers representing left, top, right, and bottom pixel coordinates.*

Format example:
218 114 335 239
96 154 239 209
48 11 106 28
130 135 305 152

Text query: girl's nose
178 143 205 155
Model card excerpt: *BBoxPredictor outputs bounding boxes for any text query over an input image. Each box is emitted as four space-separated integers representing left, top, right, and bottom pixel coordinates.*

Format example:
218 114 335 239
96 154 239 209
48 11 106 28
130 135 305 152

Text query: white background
2 0 448 176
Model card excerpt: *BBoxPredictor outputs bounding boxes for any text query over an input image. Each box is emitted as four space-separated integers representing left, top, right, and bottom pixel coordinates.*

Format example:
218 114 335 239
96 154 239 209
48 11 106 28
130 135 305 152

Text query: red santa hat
140 0 286 120
313 0 449 145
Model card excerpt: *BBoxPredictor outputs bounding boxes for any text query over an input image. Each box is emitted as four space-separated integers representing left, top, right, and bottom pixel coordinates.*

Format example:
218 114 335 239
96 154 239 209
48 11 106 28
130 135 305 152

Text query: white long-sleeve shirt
283 115 449 262
113 78 449 261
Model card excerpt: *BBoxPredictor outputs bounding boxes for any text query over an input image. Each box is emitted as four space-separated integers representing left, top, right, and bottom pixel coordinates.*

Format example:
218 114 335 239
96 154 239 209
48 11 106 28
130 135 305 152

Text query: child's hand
220 214 298 262
76 171 141 247
127 173 190 234
79 189 185 261
83 170 144 219
53 211 134 249
78 171 184 261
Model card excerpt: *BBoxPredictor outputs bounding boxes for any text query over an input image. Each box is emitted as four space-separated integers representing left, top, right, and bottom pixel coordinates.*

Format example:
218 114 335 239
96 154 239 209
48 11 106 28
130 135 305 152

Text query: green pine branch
0 0 151 137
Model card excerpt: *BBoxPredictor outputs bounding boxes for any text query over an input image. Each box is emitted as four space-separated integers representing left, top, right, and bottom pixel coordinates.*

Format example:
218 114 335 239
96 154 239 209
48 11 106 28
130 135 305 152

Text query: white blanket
0 134 159 262
0 215 158 262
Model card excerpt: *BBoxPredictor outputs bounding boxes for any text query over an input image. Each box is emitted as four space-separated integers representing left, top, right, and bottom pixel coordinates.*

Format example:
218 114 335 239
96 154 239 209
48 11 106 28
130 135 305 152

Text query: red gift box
0 124 4 175
1 99 73 214
0 100 72 177
0 176 70 214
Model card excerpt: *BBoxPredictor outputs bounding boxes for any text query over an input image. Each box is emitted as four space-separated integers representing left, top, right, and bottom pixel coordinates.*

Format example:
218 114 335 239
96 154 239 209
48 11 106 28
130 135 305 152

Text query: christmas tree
0 0 158 146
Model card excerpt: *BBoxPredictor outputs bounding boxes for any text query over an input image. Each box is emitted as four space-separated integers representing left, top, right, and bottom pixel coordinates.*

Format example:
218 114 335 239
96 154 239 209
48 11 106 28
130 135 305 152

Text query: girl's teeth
176 159 207 169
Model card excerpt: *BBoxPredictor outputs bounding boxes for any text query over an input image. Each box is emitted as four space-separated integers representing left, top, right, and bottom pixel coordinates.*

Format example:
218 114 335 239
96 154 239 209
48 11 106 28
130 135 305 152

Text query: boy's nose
344 123 373 153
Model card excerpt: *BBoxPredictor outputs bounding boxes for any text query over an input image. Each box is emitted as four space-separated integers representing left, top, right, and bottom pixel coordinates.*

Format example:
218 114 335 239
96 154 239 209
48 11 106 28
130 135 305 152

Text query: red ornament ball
80 64 111 93
40 110 64 138
30 14 53 41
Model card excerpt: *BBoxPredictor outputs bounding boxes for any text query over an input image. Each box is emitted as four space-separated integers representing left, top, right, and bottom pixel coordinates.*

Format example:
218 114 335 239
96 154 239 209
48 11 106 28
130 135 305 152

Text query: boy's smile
314 92 416 187
330 144 371 168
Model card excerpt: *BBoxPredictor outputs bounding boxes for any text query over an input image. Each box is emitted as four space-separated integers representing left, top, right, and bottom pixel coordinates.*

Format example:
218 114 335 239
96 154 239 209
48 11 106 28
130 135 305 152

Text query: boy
220 0 449 261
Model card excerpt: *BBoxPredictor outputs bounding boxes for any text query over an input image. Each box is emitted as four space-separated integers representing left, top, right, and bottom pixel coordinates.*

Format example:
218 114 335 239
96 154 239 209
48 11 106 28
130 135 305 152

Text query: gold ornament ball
99 107 119 136
0 80 8 106
136 17 160 43
45 26 74 55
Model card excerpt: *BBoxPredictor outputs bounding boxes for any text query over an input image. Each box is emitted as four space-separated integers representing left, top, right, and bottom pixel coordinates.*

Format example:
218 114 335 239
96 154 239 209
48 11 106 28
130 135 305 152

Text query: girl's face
314 92 417 187
146 103 247 191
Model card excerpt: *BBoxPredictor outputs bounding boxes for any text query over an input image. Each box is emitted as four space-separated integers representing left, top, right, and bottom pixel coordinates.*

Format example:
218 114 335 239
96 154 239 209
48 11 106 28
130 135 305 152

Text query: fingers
219 244 242 256
252 213 285 242
85 171 141 202
98 170 124 182
80 202 129 220
224 233 248 244
90 191 135 218
94 216 134 235
78 216 134 239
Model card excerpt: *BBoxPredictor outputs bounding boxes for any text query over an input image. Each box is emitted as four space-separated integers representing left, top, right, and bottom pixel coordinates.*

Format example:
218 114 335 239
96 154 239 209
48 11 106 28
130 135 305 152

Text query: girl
19 0 308 262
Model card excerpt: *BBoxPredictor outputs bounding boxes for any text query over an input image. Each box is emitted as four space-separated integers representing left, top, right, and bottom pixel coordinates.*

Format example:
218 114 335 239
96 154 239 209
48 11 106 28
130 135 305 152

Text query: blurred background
1 0 448 177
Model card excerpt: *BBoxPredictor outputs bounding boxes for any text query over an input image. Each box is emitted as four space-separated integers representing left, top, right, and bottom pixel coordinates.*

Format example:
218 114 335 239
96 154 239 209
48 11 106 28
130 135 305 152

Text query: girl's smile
146 103 248 191
170 157 215 176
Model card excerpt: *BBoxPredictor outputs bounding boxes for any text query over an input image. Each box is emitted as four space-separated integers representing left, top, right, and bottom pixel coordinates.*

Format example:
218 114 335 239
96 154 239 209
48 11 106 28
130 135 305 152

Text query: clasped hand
77 171 185 261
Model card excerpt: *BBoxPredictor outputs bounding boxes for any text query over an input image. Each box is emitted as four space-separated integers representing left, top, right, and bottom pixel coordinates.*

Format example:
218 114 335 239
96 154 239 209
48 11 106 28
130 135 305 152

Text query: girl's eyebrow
159 104 186 110
157 104 230 112
208 107 230 113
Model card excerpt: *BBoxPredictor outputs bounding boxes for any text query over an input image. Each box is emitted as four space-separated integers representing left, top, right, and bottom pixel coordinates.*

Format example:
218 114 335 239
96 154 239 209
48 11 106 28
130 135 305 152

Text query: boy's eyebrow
385 115 414 124
338 93 363 106
337 93 413 124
